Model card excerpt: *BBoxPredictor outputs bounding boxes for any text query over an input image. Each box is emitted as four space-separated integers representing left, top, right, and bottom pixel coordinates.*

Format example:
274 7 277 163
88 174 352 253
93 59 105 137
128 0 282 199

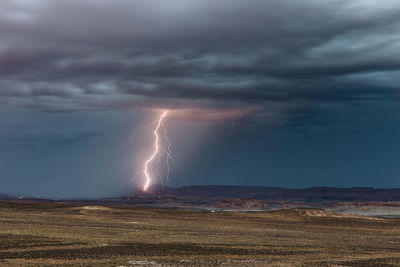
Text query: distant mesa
132 184 400 202
2 185 400 203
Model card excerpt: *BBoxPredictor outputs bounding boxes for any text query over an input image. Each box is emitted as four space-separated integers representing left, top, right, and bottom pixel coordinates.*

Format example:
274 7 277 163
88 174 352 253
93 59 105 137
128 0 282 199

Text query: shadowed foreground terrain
1 201 400 266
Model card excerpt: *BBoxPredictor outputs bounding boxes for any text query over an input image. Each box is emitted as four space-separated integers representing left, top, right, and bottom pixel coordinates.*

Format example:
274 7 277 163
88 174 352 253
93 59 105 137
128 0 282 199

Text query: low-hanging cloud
1 0 400 121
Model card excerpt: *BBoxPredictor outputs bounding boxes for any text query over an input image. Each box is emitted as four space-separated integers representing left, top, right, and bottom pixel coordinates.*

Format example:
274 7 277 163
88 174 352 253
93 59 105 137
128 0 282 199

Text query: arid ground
1 201 400 266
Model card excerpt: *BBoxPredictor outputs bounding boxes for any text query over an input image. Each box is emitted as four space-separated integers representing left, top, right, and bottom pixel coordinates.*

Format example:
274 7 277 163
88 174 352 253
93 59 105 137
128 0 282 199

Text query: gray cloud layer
1 0 399 119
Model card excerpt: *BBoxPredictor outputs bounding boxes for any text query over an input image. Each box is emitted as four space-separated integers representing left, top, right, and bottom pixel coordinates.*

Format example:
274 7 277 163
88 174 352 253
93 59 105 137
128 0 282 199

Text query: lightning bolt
141 110 169 191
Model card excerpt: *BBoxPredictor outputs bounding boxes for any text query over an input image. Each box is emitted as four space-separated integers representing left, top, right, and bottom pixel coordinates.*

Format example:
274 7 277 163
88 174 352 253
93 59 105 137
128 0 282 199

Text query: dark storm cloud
1 0 400 118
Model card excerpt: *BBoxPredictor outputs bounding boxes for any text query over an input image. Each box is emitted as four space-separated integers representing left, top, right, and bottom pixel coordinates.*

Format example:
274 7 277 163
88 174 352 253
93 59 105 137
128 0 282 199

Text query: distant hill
134 185 400 202
0 193 14 200
4 185 400 203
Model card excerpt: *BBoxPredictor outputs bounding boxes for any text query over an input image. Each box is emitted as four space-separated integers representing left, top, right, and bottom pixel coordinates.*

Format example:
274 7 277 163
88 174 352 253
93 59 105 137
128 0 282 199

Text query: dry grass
1 201 400 266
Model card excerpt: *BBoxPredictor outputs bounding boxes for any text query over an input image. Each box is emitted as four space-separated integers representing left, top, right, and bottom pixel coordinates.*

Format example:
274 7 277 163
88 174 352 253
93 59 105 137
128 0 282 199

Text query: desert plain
1 201 400 266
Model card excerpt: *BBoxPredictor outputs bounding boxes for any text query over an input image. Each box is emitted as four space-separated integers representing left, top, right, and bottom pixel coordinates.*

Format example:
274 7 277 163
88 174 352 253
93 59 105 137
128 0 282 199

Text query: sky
0 0 400 198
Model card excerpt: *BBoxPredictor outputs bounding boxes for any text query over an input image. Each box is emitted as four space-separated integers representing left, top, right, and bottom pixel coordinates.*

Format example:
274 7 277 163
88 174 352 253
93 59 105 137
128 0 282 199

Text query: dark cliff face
136 185 400 202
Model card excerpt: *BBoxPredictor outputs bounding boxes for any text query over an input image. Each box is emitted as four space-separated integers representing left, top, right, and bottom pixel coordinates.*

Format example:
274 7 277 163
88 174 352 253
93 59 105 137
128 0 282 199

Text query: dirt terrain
1 201 400 266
